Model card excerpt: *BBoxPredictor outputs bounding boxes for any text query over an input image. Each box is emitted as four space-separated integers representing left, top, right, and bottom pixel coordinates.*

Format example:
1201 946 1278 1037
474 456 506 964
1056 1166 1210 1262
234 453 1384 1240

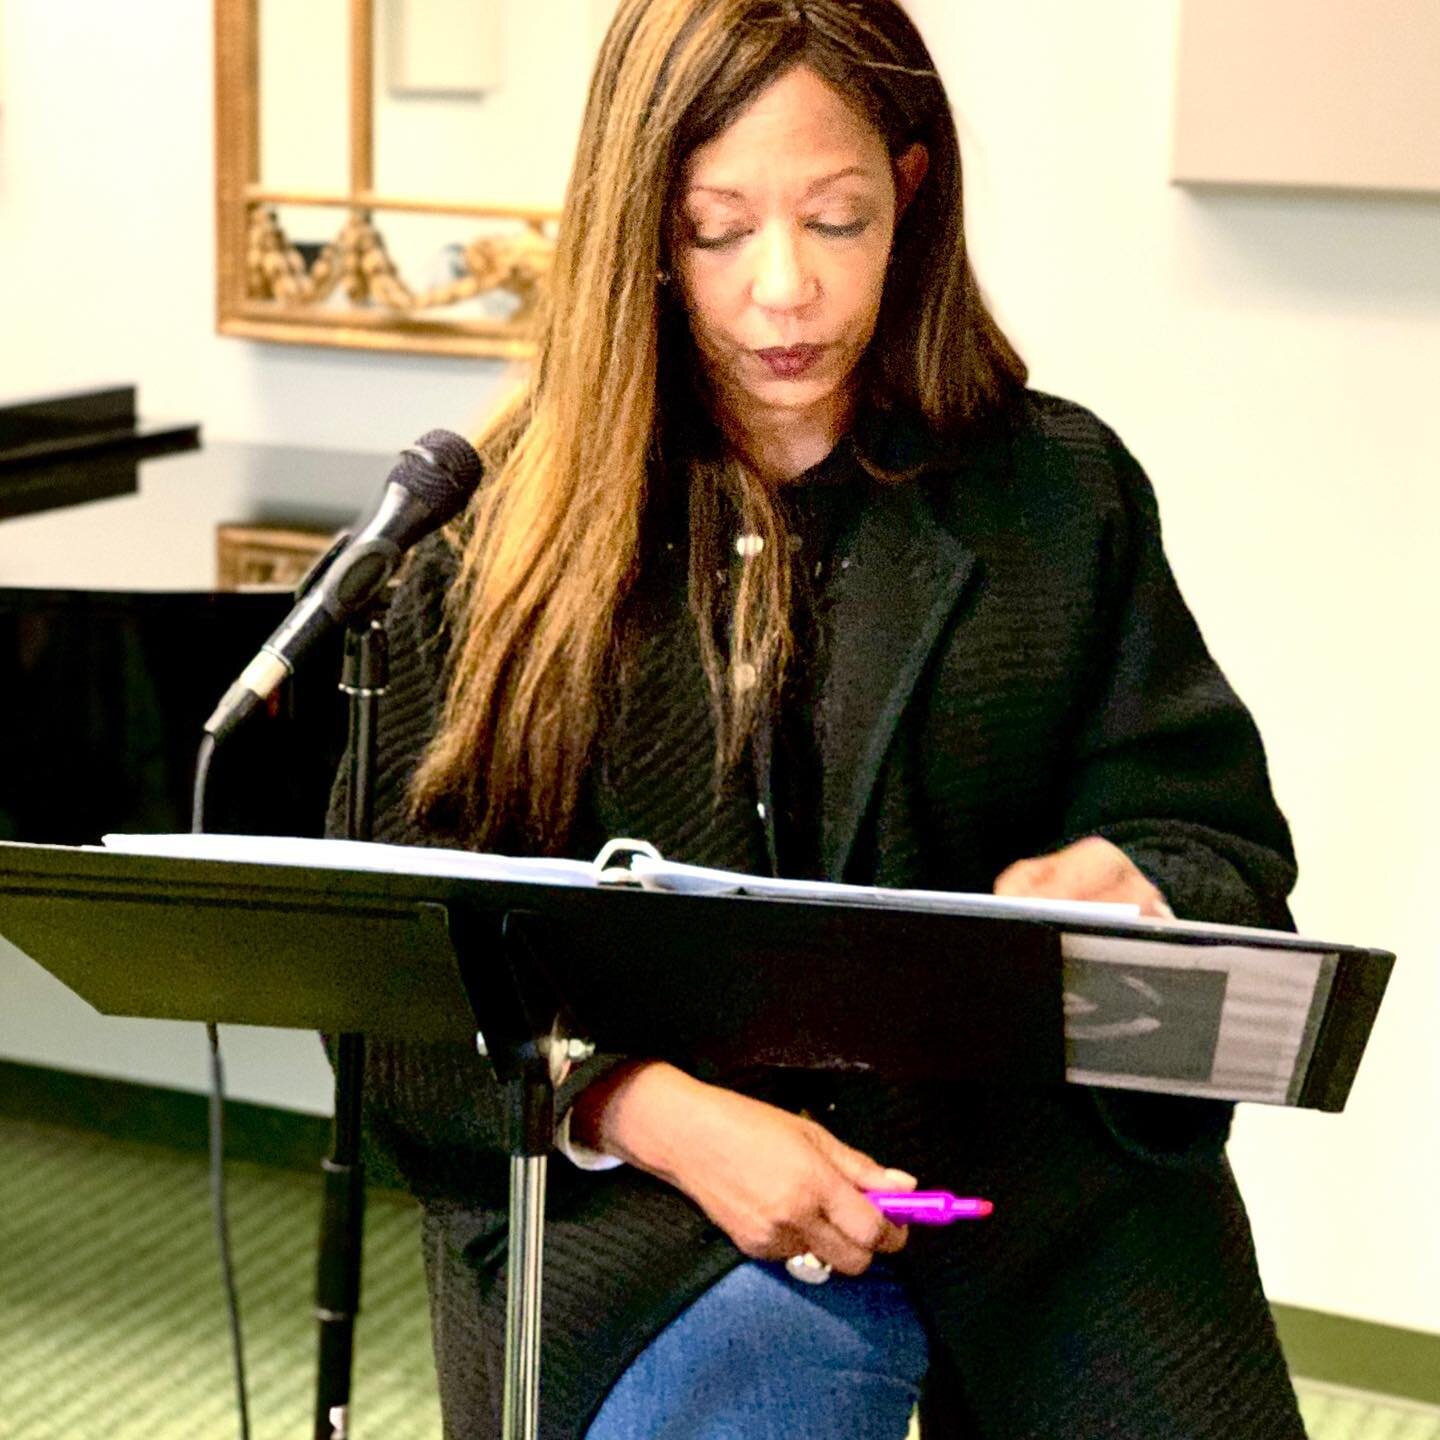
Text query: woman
341 1 1306 1435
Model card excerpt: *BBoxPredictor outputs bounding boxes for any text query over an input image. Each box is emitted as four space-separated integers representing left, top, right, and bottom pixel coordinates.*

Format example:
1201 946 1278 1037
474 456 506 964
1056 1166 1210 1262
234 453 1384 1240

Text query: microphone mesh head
393 429 483 525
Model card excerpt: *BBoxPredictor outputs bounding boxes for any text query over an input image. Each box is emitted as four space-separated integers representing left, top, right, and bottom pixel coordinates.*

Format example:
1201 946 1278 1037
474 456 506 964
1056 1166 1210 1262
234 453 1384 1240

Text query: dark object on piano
0 588 345 845
0 386 200 522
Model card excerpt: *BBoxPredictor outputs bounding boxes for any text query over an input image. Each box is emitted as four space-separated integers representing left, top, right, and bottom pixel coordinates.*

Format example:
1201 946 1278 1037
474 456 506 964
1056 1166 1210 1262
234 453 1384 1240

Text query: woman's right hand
569 1061 916 1274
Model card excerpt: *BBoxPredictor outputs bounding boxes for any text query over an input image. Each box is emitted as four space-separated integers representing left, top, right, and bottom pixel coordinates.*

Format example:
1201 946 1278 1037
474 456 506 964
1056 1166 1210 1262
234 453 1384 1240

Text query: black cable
193 731 252 1440
207 1021 252 1440
191 731 216 835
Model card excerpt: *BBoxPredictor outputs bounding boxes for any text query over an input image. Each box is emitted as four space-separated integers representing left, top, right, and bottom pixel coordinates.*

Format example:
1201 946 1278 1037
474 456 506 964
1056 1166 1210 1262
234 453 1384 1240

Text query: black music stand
0 839 1394 1440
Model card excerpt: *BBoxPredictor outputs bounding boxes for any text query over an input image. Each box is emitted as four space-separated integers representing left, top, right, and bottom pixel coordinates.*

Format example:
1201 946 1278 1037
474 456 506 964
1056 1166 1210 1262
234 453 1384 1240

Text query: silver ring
784 1252 833 1286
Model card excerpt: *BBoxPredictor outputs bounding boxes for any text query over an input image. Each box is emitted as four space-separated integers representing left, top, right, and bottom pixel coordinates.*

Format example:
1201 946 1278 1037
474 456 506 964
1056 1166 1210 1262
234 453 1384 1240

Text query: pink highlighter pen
866 1190 994 1225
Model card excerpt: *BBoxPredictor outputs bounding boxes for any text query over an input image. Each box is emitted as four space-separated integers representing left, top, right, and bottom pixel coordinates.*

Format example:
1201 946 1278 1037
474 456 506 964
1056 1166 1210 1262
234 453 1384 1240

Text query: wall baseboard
0 1057 334 1174
1272 1303 1440 1409
3 1060 1437 1404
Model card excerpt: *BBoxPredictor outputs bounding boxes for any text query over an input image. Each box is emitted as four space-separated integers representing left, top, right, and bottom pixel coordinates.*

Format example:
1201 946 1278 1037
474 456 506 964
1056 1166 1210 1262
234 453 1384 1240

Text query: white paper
98 834 1141 921
627 856 1142 922
99 832 601 887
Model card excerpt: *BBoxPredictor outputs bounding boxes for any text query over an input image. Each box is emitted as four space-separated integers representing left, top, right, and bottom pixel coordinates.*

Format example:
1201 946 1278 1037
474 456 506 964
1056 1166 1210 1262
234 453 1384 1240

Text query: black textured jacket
334 393 1304 1438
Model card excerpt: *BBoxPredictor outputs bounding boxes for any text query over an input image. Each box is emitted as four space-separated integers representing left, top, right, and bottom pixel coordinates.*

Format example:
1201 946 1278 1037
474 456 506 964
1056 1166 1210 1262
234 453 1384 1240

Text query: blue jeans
585 1260 929 1439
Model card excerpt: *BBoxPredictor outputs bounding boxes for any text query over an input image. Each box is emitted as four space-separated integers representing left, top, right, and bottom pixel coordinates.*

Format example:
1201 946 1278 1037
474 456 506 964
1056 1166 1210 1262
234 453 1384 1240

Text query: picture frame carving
214 0 559 360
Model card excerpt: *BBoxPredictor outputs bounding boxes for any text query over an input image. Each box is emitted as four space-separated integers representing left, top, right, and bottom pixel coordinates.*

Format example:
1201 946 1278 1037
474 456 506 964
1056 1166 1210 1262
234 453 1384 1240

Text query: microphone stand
313 601 388 1440
187 428 479 1439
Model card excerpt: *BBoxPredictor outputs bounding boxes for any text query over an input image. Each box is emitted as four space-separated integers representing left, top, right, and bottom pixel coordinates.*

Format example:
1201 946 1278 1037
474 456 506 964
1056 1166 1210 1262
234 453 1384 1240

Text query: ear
893 143 929 219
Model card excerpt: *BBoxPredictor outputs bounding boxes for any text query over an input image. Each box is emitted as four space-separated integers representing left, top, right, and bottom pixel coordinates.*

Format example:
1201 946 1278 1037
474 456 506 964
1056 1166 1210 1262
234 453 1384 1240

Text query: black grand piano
0 388 381 845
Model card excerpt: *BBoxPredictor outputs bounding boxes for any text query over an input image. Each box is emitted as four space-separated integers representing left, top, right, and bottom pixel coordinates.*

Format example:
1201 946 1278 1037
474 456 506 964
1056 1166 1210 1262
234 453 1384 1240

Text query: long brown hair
410 0 1027 849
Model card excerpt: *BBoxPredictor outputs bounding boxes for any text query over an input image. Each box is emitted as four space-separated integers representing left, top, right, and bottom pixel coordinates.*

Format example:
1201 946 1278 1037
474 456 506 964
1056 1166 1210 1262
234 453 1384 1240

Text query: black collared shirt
770 441 871 880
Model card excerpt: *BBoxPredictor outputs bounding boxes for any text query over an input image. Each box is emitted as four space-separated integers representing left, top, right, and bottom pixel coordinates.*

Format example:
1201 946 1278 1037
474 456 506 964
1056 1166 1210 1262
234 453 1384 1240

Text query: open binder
2 831 1394 1112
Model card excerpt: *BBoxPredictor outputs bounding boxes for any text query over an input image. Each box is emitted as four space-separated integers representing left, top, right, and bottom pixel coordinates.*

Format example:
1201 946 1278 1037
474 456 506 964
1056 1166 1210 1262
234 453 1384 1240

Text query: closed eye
809 218 869 239
690 229 752 251
691 218 870 249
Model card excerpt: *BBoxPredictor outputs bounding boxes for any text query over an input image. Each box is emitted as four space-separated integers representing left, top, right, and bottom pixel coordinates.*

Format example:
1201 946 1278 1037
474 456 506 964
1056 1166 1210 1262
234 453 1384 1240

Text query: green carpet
0 1117 438 1440
1 1116 1436 1439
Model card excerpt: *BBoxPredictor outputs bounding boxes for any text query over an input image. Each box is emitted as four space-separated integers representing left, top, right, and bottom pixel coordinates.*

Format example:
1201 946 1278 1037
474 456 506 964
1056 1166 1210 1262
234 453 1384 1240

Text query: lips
755 345 823 379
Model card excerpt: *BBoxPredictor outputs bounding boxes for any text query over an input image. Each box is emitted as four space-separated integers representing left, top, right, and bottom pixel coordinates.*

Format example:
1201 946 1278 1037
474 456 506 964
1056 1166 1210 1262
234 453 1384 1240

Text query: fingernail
883 1168 918 1189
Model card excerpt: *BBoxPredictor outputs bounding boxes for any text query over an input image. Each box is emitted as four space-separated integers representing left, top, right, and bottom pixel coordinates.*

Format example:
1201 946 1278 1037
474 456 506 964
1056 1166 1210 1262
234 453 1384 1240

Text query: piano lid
0 386 201 523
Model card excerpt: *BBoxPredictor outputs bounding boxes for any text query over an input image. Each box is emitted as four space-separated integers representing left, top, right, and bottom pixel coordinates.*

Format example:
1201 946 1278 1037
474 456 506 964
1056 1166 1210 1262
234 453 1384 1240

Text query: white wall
0 0 1436 1334
0 0 506 450
904 1 1440 1337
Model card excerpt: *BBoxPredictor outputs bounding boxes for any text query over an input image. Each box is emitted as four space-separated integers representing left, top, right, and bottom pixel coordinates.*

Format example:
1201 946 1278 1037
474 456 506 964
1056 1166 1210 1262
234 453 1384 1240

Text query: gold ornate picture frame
214 0 558 360
215 522 340 591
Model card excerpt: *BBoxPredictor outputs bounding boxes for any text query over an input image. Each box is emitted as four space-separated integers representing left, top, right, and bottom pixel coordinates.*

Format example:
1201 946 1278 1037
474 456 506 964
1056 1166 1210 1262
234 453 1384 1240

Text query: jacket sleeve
1056 426 1297 930
1044 418 1300 1164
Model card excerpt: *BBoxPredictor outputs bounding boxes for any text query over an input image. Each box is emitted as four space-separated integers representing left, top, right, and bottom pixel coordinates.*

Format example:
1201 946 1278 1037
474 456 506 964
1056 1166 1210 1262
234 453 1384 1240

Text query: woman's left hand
993 836 1174 917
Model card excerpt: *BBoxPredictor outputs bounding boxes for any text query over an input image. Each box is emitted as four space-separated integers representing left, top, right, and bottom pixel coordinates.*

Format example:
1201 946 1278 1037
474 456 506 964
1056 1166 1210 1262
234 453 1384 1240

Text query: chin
745 373 840 411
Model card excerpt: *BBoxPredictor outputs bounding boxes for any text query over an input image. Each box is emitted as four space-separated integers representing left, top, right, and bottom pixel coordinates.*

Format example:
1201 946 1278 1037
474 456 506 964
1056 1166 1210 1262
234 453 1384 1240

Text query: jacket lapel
817 478 979 881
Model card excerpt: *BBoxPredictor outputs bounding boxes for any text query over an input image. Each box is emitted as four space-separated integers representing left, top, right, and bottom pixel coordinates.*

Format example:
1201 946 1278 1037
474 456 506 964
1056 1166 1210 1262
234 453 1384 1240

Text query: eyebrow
688 165 872 201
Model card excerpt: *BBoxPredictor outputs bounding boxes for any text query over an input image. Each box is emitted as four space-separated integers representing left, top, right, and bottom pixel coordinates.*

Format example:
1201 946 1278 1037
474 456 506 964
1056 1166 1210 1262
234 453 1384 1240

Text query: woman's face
674 65 924 437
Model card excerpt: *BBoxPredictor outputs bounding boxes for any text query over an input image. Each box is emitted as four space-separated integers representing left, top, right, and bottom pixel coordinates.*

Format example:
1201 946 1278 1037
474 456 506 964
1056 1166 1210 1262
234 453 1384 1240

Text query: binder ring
592 836 663 886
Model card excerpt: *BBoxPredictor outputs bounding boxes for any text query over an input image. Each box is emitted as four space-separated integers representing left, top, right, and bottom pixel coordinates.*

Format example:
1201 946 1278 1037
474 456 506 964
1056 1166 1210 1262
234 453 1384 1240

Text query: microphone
204 428 481 741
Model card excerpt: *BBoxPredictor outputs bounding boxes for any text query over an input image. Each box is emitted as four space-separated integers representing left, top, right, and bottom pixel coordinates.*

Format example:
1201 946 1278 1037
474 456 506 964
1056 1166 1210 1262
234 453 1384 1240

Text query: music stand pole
485 909 575 1440
313 607 387 1440
501 1045 551 1440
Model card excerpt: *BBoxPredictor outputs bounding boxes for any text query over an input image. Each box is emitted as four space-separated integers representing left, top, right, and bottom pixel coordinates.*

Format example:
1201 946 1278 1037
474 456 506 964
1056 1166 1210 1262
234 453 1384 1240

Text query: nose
750 223 818 312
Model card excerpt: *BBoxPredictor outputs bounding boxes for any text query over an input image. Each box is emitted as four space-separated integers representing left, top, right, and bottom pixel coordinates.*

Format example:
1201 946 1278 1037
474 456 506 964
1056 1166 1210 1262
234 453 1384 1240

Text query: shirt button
757 802 767 820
